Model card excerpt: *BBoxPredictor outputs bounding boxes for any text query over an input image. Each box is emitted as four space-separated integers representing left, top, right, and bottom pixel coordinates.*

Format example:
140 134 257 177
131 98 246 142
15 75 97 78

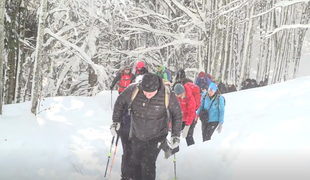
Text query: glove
110 122 120 136
182 125 190 138
110 86 113 90
170 136 180 149
217 124 223 133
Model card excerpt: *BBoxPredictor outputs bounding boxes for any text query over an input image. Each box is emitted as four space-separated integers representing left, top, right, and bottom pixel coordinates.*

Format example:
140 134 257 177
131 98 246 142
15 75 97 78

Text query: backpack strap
128 84 139 115
217 94 221 122
128 84 140 138
200 92 208 109
164 86 170 116
164 86 171 131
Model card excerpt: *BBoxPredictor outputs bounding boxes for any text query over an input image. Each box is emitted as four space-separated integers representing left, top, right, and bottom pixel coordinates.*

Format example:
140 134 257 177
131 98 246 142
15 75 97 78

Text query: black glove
110 86 113 90
110 122 120 136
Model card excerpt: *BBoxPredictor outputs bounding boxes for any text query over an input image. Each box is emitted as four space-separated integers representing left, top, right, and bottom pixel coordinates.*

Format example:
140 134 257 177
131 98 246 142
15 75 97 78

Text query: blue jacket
196 92 225 124
195 76 212 89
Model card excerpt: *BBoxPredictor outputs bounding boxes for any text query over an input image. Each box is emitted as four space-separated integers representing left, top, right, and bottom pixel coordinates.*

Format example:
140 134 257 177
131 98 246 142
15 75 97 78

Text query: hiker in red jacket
110 65 135 94
174 83 196 147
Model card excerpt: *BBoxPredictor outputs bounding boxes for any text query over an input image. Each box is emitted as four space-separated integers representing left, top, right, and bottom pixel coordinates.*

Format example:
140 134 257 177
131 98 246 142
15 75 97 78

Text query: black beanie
142 73 160 92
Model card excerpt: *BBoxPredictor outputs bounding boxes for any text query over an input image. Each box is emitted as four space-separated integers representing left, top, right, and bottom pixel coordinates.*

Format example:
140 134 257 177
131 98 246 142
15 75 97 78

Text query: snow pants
120 131 134 180
201 121 219 142
131 134 166 180
185 119 197 146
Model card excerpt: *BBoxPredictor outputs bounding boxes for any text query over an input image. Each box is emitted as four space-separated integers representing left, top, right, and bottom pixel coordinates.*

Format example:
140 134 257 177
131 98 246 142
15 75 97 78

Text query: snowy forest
0 0 309 115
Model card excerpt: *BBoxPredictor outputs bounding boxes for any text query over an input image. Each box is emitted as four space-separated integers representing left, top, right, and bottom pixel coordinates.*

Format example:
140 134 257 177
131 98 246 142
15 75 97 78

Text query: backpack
184 82 201 110
164 68 172 82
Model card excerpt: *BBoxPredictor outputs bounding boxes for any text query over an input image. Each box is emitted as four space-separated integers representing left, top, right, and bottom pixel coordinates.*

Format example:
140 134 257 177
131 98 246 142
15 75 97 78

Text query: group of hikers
109 61 265 180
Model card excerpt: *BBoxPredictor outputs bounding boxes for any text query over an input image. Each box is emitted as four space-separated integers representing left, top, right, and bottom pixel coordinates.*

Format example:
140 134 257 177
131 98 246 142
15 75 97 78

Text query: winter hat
157 64 165 71
174 83 185 95
213 77 221 83
245 78 251 83
123 65 131 70
142 73 160 92
199 71 205 78
208 82 218 92
136 61 145 70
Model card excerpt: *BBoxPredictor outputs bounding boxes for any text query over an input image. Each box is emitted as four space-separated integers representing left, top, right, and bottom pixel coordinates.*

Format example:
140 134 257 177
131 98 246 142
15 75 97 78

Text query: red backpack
184 82 201 110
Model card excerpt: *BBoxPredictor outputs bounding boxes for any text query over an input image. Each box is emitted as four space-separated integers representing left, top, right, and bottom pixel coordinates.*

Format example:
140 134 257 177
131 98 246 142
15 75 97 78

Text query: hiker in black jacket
172 69 186 89
110 73 183 180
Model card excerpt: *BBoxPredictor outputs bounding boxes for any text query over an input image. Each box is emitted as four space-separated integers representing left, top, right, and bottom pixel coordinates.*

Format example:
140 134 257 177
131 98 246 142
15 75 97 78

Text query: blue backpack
164 68 172 82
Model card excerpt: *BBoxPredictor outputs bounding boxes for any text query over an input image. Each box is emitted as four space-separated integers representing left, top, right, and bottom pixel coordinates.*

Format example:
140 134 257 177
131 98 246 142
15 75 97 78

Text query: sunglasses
125 69 130 70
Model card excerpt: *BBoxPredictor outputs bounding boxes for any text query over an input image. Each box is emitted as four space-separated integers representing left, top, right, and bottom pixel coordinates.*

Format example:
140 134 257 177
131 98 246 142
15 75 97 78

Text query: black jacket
218 82 227 94
227 85 237 93
112 77 183 141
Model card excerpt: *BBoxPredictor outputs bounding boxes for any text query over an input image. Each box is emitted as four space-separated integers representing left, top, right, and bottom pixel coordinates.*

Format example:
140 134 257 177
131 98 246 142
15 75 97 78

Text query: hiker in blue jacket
196 82 225 142
195 71 212 93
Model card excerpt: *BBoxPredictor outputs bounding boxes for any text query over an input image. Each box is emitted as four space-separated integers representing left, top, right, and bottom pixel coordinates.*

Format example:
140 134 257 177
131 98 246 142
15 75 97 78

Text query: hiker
154 64 169 81
134 61 148 83
110 73 183 180
172 69 186 89
174 83 200 147
196 83 225 142
227 80 237 93
241 78 252 90
214 77 227 94
110 65 135 94
135 61 148 76
195 71 212 93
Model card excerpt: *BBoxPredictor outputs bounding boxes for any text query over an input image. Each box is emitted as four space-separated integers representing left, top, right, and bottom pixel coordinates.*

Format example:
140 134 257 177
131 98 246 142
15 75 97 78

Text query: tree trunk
31 0 48 115
0 0 5 114
239 3 254 87
293 2 310 78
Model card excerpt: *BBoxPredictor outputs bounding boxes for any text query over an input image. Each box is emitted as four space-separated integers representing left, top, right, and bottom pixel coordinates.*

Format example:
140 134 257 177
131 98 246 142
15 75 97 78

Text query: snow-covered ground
1 77 310 180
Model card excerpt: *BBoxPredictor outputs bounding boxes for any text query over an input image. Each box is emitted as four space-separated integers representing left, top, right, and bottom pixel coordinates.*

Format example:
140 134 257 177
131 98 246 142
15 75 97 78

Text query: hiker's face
176 93 184 98
124 68 130 73
143 90 158 99
208 89 216 96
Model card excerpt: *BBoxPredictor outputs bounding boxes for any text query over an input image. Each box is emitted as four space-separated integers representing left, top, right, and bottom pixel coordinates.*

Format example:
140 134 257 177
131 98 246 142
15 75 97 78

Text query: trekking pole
111 90 113 110
108 134 120 177
104 136 115 177
173 154 177 180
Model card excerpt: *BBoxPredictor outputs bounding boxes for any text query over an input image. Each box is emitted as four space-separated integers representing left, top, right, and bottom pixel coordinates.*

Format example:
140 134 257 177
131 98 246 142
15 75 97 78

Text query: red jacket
177 90 196 126
118 72 133 92
184 82 201 110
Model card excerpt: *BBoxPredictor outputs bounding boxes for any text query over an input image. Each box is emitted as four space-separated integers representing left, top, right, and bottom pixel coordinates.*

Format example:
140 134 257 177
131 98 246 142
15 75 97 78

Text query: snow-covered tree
1 0 309 105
